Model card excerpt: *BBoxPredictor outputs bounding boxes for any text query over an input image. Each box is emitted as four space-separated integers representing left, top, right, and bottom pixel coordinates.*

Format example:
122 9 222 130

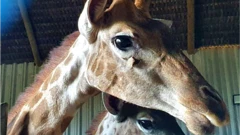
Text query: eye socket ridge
111 35 133 51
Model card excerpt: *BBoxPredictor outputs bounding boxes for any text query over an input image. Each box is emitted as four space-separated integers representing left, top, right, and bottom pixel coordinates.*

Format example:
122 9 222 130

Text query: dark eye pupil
138 120 153 130
113 36 132 51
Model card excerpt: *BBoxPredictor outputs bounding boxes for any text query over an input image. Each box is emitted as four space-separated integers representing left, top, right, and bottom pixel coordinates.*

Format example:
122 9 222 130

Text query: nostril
200 86 222 103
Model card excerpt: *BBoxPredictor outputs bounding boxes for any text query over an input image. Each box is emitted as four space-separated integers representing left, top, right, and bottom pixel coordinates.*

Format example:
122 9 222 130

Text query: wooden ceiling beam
18 0 42 66
187 0 195 54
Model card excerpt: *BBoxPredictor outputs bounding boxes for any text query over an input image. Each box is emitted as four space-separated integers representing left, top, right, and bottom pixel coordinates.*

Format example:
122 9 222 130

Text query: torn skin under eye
127 57 135 68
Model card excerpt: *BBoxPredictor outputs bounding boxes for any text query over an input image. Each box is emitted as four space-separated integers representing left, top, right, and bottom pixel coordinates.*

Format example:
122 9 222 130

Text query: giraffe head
87 93 184 135
78 0 229 134
96 93 185 135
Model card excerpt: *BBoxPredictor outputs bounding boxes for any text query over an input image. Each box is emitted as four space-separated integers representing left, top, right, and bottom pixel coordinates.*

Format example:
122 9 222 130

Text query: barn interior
1 0 239 135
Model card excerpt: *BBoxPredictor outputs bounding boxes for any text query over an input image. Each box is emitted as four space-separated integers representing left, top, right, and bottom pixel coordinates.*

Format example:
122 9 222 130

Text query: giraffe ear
87 0 109 24
78 0 112 43
102 92 124 115
134 0 151 17
102 93 140 122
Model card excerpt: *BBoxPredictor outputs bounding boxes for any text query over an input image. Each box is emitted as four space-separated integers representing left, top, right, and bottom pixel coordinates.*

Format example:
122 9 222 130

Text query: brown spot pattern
105 63 117 81
50 68 62 84
49 86 61 115
64 54 73 66
84 88 98 96
99 125 103 134
42 76 51 91
61 116 73 132
95 60 104 76
106 71 114 82
7 111 29 135
28 93 43 108
107 63 117 70
38 128 55 135
90 56 97 73
66 66 79 85
31 99 49 127
7 31 79 124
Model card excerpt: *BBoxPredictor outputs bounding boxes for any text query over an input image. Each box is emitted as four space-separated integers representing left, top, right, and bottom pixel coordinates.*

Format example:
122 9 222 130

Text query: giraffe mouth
184 106 230 135
172 87 229 135
174 99 229 135
184 111 216 135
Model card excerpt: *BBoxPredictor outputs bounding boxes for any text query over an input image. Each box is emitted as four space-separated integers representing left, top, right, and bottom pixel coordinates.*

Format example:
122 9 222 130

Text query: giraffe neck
39 34 95 104
7 33 99 134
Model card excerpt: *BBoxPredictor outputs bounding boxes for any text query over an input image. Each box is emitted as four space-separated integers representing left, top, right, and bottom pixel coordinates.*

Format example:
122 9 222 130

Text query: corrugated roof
195 0 239 48
1 0 239 64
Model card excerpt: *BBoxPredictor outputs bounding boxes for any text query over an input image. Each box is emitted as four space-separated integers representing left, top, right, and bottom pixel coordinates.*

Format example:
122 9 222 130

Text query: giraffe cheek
87 57 118 91
95 60 104 76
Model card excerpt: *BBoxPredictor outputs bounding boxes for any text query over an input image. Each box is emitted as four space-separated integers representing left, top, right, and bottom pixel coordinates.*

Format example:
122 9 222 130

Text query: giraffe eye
137 119 154 131
112 35 133 51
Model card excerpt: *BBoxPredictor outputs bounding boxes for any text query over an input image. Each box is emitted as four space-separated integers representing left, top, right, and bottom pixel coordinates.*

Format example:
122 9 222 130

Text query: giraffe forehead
105 20 162 39
106 22 135 36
